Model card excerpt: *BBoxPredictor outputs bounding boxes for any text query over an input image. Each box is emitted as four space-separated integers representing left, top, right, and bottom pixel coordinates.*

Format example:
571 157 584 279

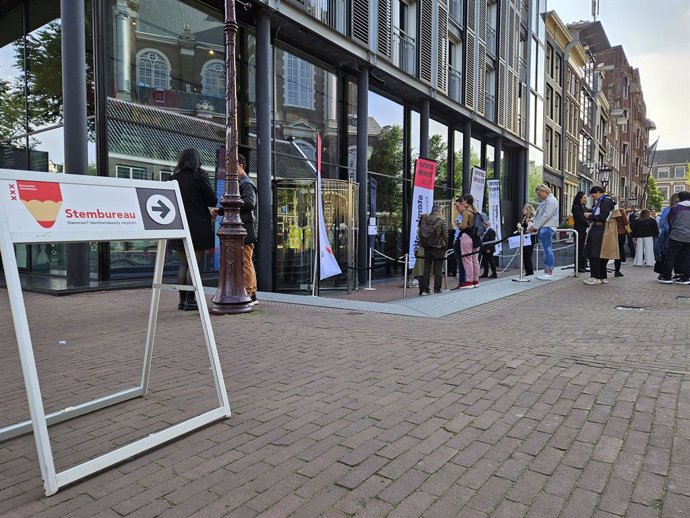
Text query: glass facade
0 0 525 291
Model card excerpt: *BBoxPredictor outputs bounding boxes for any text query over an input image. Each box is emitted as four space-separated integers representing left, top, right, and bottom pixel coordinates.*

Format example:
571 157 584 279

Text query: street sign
0 169 231 496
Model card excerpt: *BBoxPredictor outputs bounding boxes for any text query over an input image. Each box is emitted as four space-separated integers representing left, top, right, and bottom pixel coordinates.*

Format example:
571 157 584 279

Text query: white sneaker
536 273 554 281
601 279 608 284
583 277 602 285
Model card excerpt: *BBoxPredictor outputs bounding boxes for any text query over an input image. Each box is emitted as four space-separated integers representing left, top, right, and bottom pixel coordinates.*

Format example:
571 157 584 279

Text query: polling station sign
0 170 184 243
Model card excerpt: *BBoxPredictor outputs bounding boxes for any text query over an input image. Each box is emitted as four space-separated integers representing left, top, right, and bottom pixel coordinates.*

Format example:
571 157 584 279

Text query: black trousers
589 257 609 279
523 244 534 275
663 238 690 279
422 247 445 293
614 234 627 271
481 253 497 275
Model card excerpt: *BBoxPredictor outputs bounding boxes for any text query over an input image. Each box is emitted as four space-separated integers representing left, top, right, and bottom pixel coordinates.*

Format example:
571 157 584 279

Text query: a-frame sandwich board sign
0 169 231 496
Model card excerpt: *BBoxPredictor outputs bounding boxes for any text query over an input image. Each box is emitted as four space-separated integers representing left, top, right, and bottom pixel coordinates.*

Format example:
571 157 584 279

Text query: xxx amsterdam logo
13 180 64 228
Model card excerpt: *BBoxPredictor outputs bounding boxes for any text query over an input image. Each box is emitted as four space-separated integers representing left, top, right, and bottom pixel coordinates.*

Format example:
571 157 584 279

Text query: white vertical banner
487 179 503 254
408 158 437 269
470 167 487 213
316 134 342 280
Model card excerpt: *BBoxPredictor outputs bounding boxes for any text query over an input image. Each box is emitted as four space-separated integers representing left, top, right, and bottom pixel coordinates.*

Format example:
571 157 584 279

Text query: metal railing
394 28 416 76
486 26 497 56
448 66 462 103
485 92 496 121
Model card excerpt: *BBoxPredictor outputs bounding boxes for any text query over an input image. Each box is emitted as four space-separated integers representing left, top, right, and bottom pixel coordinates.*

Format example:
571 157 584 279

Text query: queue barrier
0 169 231 496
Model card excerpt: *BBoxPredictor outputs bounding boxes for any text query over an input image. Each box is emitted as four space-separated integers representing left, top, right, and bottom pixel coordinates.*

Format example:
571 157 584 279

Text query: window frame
135 48 171 90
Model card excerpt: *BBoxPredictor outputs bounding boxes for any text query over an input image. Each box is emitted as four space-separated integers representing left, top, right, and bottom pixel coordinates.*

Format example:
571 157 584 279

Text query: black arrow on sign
151 199 171 219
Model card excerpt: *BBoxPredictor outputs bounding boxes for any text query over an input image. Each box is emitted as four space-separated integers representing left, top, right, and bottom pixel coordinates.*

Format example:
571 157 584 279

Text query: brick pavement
0 262 689 517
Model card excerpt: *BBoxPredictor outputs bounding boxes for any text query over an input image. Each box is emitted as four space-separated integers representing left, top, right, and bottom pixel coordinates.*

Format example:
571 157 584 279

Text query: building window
675 165 686 178
201 59 225 98
283 52 315 109
674 184 686 193
623 76 629 98
545 85 552 120
554 93 561 125
546 43 553 78
554 132 561 170
136 49 171 89
657 167 669 179
554 54 562 83
635 127 640 147
116 165 149 180
621 143 628 166
545 127 552 166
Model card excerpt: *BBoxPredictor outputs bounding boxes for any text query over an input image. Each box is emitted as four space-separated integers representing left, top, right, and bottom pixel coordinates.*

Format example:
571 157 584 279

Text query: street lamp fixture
598 166 612 192
210 0 253 315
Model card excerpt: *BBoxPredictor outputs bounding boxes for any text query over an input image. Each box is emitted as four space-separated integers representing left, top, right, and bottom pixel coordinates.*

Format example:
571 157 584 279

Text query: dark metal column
356 65 369 284
462 120 472 193
255 10 273 292
517 147 527 220
494 137 502 181
420 99 430 158
61 0 90 288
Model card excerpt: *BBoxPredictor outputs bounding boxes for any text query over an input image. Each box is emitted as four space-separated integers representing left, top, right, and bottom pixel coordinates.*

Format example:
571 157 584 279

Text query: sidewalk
1 262 688 517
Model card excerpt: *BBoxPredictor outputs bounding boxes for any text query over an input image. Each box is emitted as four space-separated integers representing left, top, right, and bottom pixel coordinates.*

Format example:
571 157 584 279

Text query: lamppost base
210 300 254 315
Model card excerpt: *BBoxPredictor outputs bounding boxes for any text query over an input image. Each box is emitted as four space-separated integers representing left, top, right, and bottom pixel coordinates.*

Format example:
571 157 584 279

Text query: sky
547 0 690 150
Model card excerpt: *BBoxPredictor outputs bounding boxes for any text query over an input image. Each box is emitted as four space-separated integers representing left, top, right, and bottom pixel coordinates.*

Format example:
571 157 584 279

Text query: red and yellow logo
16 180 63 228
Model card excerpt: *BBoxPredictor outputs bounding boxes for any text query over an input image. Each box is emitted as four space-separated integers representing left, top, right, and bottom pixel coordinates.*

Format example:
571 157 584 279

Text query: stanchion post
573 229 579 278
513 224 531 283
403 254 408 300
363 247 376 291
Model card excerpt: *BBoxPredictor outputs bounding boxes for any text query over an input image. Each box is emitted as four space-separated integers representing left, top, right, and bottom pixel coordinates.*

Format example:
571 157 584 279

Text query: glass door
274 179 357 293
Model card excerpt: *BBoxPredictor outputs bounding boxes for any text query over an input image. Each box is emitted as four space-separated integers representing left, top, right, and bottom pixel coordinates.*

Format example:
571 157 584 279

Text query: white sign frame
0 169 231 496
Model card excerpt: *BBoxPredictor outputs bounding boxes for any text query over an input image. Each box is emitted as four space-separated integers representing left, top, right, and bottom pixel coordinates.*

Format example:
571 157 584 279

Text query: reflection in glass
106 0 225 277
453 130 464 196
0 6 26 141
528 146 544 203
274 47 338 177
429 119 449 201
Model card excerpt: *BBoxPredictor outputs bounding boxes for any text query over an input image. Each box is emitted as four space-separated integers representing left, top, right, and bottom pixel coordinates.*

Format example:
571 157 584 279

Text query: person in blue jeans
528 184 560 280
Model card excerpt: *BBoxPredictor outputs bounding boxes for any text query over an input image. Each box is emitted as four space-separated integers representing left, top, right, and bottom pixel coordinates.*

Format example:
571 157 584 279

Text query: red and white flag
316 134 342 280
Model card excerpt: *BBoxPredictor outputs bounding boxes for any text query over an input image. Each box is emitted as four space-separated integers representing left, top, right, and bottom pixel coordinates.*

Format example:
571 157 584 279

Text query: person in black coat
170 149 218 310
572 191 590 272
583 186 614 283
238 155 258 305
479 222 498 278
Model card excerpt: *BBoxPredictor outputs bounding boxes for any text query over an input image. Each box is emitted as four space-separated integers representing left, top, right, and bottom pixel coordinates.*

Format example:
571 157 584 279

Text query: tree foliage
1 9 94 147
368 125 403 214
645 176 664 211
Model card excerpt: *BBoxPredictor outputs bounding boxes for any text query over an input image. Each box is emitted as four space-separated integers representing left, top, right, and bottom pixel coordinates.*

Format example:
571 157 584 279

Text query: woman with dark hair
571 191 590 272
632 209 659 267
170 149 218 310
521 204 536 276
458 193 480 288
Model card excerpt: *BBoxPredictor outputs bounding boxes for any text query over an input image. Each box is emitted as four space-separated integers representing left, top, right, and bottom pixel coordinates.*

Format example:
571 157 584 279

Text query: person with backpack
418 204 448 295
479 220 498 278
457 194 481 289
528 184 559 280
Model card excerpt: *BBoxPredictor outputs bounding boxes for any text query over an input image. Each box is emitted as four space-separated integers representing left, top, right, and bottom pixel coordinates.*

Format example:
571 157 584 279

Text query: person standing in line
419 204 448 295
657 193 680 279
238 155 259 305
450 197 467 290
627 208 638 257
458 194 480 289
658 191 690 284
572 191 591 273
528 184 559 280
479 221 498 278
631 209 659 267
520 204 536 276
612 196 630 277
170 149 218 310
583 186 616 285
